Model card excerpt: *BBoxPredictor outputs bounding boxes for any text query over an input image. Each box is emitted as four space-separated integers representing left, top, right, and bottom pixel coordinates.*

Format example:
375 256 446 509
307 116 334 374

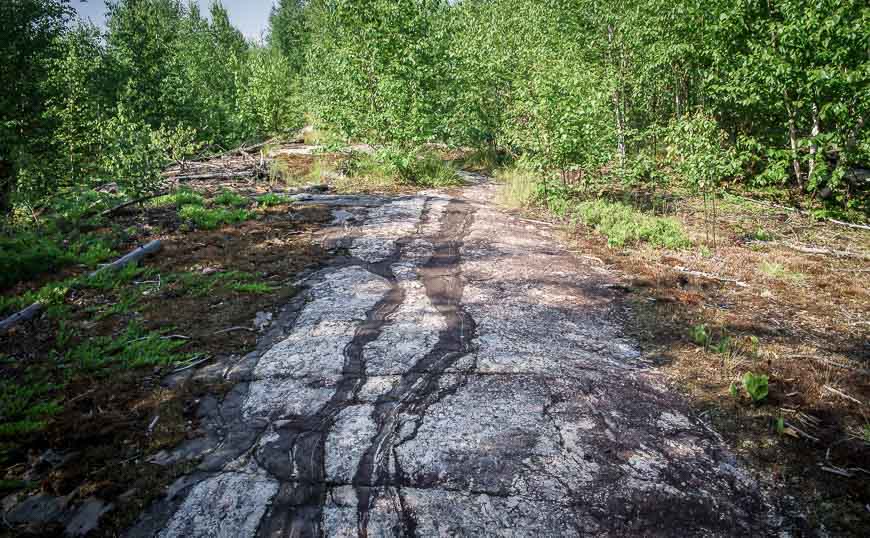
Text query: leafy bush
214 190 249 208
666 112 740 193
98 108 168 198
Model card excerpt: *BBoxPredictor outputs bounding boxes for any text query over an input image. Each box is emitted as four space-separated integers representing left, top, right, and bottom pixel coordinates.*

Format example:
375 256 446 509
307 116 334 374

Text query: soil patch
0 192 331 537
516 188 870 535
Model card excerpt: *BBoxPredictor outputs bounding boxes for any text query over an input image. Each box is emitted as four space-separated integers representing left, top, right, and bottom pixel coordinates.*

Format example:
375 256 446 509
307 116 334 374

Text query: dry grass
495 167 538 208
547 188 870 535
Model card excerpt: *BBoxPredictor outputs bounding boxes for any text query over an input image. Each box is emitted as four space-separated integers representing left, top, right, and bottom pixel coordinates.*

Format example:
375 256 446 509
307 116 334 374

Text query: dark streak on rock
254 202 430 538
353 199 477 538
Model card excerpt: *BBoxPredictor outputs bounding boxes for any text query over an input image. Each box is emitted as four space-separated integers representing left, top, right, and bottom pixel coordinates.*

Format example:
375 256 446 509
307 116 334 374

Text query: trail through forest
125 174 788 537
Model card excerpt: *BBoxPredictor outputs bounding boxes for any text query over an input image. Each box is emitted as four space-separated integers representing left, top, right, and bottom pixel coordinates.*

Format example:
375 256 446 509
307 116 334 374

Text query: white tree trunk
807 102 820 187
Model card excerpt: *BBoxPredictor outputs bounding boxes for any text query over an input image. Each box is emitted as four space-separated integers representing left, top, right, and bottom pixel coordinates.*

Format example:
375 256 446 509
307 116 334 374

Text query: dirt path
128 175 783 536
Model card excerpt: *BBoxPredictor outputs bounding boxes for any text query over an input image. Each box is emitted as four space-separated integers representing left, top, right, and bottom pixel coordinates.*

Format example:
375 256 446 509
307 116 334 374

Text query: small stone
254 311 273 331
201 267 219 276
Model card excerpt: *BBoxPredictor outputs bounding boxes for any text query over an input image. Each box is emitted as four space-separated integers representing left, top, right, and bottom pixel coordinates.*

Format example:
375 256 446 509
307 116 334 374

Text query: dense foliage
294 0 869 217
2 0 304 215
2 0 868 218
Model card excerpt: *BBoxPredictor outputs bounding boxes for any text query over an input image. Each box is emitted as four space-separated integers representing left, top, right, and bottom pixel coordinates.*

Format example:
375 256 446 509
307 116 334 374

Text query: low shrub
571 199 691 249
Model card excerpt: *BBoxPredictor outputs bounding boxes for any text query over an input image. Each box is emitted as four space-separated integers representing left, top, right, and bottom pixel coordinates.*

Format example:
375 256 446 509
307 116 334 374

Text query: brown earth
0 188 332 537
516 186 870 535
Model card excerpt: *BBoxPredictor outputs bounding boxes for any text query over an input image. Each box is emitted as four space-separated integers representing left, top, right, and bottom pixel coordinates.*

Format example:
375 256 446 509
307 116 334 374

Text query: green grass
0 279 75 316
0 265 152 316
461 145 508 173
0 378 62 441
256 193 287 207
752 228 774 241
759 261 805 283
67 323 191 372
571 199 691 249
342 147 460 190
81 264 152 291
0 480 30 494
172 188 206 207
178 205 255 230
168 270 274 297
214 190 249 208
228 282 275 294
0 198 122 290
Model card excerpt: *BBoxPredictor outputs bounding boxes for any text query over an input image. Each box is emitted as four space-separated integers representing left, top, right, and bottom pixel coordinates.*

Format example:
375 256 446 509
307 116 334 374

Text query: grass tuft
214 190 249 208
341 147 460 191
67 323 190 372
759 260 805 283
572 199 691 249
496 167 538 208
256 193 286 207
178 205 254 230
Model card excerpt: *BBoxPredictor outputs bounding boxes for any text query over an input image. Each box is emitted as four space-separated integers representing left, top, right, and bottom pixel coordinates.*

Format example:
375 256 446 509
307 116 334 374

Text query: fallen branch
1 241 163 334
0 303 44 333
792 355 870 375
170 170 259 182
90 240 162 278
170 355 212 374
726 192 870 232
782 242 869 260
820 465 853 478
828 218 870 231
674 266 750 288
823 385 863 405
187 137 279 163
100 191 168 217
214 326 255 335
515 216 557 228
785 421 820 442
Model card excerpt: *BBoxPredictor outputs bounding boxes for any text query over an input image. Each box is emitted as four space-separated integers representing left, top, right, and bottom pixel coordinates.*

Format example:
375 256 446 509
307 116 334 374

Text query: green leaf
742 372 769 403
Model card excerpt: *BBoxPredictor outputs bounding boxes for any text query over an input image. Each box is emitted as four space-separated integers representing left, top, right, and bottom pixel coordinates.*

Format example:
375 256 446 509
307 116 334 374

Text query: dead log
783 242 870 260
0 303 44 333
169 171 258 182
187 137 279 164
1 241 164 334
674 266 750 288
726 193 870 231
89 240 162 278
100 191 168 218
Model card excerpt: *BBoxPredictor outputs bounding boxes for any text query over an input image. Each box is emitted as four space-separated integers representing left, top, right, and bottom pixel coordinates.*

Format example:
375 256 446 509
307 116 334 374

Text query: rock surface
128 176 782 536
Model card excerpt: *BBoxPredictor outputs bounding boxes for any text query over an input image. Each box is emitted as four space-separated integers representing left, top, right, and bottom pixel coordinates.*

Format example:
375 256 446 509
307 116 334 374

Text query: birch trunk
806 102 820 187
608 24 626 168
784 92 803 187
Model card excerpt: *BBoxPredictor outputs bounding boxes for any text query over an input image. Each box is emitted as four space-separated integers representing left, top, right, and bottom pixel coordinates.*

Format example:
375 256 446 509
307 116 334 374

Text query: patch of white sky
69 0 278 42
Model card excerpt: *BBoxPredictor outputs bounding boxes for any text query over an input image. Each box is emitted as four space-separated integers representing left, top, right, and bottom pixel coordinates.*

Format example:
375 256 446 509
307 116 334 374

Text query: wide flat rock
127 178 785 537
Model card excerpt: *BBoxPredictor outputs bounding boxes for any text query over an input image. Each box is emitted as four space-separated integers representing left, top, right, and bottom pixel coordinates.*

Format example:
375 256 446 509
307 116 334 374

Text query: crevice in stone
353 199 478 538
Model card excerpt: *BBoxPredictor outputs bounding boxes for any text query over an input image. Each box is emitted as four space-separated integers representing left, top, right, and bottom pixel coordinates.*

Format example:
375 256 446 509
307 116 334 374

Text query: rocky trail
127 174 784 537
